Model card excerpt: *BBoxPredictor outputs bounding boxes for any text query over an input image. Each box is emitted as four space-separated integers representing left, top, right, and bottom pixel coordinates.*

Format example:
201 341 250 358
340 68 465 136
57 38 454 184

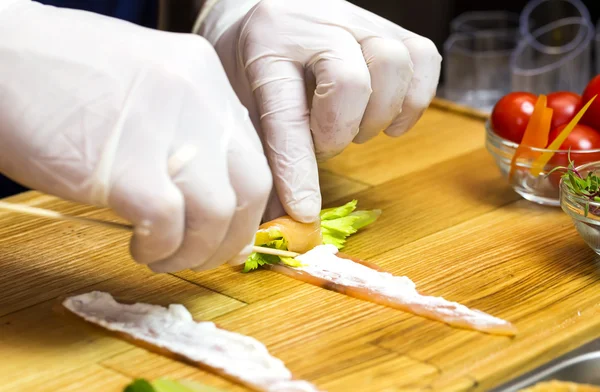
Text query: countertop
1 101 599 391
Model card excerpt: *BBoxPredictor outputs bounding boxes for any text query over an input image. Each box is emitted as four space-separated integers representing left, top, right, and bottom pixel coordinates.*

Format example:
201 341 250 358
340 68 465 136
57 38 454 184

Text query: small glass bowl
485 121 600 206
560 161 600 254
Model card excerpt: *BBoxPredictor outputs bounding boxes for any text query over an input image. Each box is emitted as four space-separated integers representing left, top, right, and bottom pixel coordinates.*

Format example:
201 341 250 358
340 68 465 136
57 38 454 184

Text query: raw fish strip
257 216 322 253
265 245 517 336
61 292 321 392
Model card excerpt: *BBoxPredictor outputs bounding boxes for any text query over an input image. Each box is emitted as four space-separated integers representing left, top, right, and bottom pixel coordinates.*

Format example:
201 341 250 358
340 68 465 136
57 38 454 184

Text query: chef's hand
0 0 272 272
194 0 442 222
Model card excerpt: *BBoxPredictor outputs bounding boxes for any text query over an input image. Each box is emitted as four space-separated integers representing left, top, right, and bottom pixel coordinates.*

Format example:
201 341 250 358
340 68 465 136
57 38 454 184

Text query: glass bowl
560 161 600 254
485 121 600 206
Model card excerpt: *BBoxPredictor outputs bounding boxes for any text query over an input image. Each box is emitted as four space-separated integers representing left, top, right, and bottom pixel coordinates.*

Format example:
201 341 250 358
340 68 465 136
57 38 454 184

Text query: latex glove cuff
192 0 260 45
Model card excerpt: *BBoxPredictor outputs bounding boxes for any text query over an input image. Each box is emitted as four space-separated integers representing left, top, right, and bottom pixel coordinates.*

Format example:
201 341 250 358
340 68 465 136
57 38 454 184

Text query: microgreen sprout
545 149 600 217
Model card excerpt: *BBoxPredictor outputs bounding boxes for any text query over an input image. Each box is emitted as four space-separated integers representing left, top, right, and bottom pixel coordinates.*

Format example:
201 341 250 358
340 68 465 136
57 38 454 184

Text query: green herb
125 379 155 392
320 199 358 220
242 250 281 273
243 200 381 272
124 378 225 392
546 152 600 217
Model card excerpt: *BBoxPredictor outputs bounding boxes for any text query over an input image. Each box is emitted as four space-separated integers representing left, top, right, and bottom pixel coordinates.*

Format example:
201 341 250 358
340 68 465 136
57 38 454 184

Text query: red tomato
547 124 600 187
546 91 582 129
548 123 600 152
581 75 600 131
491 92 537 143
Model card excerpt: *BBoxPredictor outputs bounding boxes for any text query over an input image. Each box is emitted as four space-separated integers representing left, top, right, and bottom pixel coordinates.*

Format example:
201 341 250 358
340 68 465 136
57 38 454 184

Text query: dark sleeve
0 175 28 199
34 0 160 28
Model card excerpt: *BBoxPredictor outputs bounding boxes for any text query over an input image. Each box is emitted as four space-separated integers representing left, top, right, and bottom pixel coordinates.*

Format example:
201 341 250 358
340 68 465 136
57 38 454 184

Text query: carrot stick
529 94 598 177
521 96 548 146
538 107 553 148
509 95 549 180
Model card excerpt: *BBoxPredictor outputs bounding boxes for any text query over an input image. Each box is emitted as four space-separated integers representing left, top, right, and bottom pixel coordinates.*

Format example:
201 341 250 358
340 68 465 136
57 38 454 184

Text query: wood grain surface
1 100 600 392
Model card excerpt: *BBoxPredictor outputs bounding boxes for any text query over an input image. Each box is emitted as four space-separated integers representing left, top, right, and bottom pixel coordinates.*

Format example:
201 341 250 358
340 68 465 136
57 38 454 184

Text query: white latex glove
193 0 442 222
0 0 272 272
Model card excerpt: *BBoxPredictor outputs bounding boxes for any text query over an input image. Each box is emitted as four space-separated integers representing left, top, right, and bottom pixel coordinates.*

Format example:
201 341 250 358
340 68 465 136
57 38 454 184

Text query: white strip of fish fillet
62 291 321 392
267 245 516 336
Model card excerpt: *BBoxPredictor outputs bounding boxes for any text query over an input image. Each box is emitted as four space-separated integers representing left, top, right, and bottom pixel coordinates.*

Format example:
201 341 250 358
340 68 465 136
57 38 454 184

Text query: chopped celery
124 378 225 392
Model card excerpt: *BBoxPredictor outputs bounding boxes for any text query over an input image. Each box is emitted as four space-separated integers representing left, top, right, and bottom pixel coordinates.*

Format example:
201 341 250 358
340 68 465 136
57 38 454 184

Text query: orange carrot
529 94 598 176
508 95 552 180
521 96 549 146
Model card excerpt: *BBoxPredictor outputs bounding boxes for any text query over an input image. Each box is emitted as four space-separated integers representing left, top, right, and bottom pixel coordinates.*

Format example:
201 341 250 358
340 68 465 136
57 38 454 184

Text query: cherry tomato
548 123 600 152
547 124 600 187
547 91 582 129
491 92 537 143
581 75 600 131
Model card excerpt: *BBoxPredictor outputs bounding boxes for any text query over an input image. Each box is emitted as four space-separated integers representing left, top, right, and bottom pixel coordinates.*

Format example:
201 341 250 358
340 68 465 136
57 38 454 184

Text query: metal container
491 338 600 391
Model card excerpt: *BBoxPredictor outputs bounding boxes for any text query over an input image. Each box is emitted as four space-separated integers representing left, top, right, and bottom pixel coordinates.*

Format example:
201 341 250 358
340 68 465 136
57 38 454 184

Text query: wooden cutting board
1 100 599 392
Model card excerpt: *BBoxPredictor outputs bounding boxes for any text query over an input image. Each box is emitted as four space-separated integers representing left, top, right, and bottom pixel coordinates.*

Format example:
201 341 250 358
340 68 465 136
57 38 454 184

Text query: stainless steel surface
491 338 600 391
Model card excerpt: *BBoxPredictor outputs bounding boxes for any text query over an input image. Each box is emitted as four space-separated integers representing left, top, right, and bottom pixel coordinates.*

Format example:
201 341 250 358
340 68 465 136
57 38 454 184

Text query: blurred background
348 0 600 81
352 0 600 112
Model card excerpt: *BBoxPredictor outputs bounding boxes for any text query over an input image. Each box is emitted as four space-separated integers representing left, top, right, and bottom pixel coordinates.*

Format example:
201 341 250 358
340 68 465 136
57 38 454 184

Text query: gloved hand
193 0 442 222
0 0 272 272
